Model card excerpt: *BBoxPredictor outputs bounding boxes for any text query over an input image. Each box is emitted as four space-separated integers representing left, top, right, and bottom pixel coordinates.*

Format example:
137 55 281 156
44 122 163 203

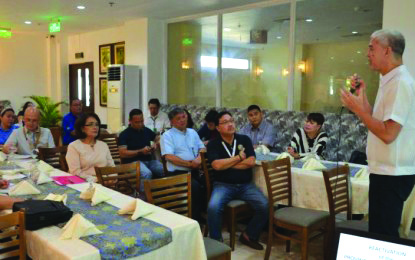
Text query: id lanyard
222 139 236 158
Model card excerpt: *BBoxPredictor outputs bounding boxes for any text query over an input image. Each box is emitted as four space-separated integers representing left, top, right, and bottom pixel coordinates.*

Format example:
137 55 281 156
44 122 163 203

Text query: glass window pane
222 4 291 110
295 0 383 112
167 16 217 106
77 69 82 101
85 68 90 107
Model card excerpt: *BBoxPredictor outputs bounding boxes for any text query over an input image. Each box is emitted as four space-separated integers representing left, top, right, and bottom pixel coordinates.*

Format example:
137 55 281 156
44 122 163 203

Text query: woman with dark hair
287 112 328 159
17 101 34 125
184 109 194 129
0 108 19 145
66 113 114 182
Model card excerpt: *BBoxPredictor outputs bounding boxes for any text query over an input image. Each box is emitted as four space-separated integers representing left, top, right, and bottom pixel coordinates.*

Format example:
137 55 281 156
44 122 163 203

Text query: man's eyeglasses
219 119 235 125
84 123 99 127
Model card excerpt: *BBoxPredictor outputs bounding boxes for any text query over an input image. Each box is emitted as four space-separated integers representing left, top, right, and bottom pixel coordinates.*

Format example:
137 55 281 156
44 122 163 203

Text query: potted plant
26 95 66 146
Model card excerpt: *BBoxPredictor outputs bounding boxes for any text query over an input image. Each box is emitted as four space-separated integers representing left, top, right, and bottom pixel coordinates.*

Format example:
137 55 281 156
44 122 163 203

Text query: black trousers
369 174 415 237
167 170 206 224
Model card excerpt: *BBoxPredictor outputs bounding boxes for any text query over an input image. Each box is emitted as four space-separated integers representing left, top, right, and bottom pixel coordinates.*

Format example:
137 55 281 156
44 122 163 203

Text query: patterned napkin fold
276 152 294 164
302 158 327 171
37 172 53 184
44 193 68 205
254 145 270 155
79 184 111 206
60 213 102 240
9 180 41 196
118 199 154 220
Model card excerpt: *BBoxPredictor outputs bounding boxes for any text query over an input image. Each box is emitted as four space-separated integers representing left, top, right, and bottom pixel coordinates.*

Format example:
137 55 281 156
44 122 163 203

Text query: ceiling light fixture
24 21 32 25
305 18 313 22
224 28 231 32
276 36 282 39
352 31 358 34
77 5 86 10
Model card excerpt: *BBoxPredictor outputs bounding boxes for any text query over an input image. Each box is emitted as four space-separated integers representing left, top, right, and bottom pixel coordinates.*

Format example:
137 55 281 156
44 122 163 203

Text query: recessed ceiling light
305 18 313 22
223 28 231 32
352 31 358 34
24 21 32 25
77 5 86 10
276 36 282 39
357 50 361 54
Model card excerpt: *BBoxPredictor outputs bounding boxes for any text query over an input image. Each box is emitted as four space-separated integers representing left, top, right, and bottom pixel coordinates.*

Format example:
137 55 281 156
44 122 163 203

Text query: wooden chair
262 157 329 260
38 146 68 172
99 134 121 164
95 162 140 197
144 174 231 260
49 126 62 146
0 211 26 260
200 151 252 251
161 155 168 176
322 165 367 258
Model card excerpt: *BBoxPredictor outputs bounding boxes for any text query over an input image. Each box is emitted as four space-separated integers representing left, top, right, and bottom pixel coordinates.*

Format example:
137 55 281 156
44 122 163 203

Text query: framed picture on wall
99 44 113 75
99 78 108 107
114 42 125 64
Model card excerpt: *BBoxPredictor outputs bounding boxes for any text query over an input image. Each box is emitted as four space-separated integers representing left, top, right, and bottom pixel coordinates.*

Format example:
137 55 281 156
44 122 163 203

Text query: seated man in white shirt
144 98 170 133
4 107 55 155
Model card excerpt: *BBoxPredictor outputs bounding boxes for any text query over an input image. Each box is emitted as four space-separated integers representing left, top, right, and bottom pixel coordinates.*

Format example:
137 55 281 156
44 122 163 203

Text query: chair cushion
203 237 231 259
226 200 247 208
336 220 368 231
274 207 329 227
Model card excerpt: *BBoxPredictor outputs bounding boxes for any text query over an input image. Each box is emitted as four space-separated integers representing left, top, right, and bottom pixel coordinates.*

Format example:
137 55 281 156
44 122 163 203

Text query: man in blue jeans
206 111 268 250
119 109 164 193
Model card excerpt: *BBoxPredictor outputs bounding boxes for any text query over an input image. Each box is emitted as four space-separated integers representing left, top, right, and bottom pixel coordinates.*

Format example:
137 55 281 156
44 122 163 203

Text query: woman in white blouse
66 113 114 182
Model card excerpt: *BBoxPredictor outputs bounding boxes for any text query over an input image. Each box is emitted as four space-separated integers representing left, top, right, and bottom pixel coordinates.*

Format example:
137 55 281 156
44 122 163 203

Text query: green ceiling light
0 28 12 38
182 38 193 46
49 21 61 33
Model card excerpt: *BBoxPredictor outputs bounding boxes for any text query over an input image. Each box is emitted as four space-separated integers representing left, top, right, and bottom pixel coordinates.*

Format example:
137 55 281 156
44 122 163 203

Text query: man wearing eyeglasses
206 111 268 250
161 108 205 224
4 107 55 155
62 99 83 145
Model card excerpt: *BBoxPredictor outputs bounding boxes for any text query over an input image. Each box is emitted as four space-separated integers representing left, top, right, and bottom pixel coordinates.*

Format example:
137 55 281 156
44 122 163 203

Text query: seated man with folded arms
240 104 276 149
4 107 55 155
161 108 205 223
119 109 164 193
62 99 83 145
206 111 268 250
287 112 328 159
144 98 170 134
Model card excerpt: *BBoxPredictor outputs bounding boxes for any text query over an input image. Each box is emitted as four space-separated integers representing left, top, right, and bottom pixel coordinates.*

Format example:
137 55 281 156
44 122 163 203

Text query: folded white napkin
44 193 68 205
255 145 270 155
354 167 369 180
79 185 111 206
302 158 327 171
300 153 321 162
37 172 53 184
37 160 55 174
118 199 154 220
276 152 294 164
60 214 102 240
9 180 41 196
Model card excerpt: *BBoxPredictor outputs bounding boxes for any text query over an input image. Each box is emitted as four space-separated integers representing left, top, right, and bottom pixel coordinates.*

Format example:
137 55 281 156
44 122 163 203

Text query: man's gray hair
371 29 405 58
168 108 185 120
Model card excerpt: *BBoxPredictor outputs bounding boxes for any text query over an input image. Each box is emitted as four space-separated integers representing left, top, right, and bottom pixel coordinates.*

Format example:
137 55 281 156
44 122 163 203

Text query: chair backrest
322 165 352 221
95 162 140 197
0 211 26 260
200 151 213 202
38 146 68 172
261 157 292 207
161 155 168 175
144 174 192 217
99 133 121 164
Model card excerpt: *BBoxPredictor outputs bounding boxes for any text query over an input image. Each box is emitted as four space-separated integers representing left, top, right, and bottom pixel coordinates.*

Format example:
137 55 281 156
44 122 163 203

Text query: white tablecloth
11 159 207 260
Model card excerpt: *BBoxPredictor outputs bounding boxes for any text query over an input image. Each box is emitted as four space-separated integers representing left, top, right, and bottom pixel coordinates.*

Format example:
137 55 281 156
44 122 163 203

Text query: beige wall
0 32 67 111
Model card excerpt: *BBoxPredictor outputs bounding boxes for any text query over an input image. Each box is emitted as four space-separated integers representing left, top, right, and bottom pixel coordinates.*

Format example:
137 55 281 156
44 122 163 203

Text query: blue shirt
240 119 276 147
119 126 156 163
161 127 205 172
62 112 80 145
0 124 19 145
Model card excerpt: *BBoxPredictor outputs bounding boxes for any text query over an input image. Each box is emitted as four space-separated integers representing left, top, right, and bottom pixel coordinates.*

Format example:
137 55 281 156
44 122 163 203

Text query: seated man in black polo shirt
119 109 164 193
206 111 268 250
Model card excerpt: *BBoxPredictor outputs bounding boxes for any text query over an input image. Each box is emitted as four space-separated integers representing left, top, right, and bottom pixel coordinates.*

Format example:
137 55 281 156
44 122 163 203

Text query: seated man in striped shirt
287 112 328 159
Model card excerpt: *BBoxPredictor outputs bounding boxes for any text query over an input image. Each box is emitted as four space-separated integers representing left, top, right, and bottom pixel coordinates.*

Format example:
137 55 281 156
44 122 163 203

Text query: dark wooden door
69 62 94 113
